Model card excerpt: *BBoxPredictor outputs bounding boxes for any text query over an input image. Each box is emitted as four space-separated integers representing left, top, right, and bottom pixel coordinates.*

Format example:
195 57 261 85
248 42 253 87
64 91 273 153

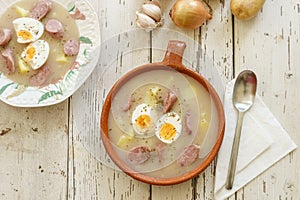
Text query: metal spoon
225 70 257 190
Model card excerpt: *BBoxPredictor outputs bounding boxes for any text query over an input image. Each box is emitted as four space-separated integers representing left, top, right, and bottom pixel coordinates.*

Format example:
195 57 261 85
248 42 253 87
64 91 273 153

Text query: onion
170 0 213 29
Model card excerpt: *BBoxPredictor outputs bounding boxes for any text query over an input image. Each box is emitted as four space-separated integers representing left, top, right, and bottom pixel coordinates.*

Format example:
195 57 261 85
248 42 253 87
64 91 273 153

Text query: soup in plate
0 0 80 86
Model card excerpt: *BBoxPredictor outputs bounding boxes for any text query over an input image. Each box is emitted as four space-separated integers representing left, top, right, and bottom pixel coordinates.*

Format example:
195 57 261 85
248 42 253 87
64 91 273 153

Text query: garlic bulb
136 1 163 31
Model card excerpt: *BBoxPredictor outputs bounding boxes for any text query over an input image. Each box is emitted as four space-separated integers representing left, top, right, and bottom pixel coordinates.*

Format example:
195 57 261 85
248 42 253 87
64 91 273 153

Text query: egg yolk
159 123 176 141
136 115 151 128
26 46 36 60
17 30 32 40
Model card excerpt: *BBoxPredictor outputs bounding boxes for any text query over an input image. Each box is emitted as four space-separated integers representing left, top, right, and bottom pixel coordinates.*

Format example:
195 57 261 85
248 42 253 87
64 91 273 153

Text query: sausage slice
45 19 64 39
155 142 165 163
128 146 151 164
1 48 15 73
29 64 51 86
177 144 200 166
0 29 13 46
163 90 177 113
64 39 79 56
70 8 86 20
122 97 133 112
30 0 52 21
184 113 193 135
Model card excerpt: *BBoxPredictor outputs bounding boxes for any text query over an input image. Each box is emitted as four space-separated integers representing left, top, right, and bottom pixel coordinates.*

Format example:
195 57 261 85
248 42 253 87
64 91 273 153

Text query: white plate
0 0 100 107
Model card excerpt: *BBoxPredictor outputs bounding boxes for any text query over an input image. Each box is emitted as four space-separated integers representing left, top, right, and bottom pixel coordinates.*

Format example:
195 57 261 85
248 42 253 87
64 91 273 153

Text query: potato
230 0 265 20
17 57 30 74
144 86 161 106
56 54 68 63
200 118 209 129
117 134 134 148
15 6 29 17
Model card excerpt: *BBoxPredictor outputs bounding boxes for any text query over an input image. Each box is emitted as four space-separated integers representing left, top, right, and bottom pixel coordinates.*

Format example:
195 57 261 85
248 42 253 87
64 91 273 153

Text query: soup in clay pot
101 40 225 185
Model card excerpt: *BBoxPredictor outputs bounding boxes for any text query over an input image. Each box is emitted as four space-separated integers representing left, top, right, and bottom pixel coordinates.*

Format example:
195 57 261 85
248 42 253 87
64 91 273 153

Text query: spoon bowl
225 70 257 190
233 71 257 112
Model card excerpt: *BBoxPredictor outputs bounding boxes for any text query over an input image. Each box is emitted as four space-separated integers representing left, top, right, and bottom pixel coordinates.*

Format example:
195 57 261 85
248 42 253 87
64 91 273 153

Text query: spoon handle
225 111 245 190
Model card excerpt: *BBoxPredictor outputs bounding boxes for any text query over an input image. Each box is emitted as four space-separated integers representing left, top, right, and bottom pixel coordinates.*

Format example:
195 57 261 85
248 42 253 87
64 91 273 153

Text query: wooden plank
195 0 234 199
233 0 300 199
150 0 198 199
68 0 152 199
198 0 234 82
150 0 233 199
0 101 69 200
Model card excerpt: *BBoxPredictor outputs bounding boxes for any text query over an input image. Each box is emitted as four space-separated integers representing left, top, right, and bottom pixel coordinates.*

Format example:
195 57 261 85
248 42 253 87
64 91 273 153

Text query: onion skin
170 0 212 30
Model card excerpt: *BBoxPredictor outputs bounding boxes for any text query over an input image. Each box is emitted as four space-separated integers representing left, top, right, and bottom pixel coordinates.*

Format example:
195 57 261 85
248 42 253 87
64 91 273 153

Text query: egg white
155 112 182 144
13 17 44 43
21 40 50 70
131 103 157 136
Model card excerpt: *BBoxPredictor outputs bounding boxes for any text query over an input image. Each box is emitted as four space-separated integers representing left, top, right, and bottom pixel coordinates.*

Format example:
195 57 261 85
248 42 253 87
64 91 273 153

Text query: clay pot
100 40 225 185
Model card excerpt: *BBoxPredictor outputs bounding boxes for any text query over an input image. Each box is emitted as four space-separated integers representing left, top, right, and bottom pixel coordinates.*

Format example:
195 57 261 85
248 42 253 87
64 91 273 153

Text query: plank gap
150 31 153 63
232 15 236 77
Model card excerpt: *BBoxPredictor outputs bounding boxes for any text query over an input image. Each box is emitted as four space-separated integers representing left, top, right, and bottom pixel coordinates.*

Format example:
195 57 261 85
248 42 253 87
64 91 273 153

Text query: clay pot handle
162 40 186 69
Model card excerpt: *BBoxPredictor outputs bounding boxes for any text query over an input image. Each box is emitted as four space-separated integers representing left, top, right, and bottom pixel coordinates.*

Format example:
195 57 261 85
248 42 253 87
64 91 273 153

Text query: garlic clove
142 3 162 22
136 11 157 31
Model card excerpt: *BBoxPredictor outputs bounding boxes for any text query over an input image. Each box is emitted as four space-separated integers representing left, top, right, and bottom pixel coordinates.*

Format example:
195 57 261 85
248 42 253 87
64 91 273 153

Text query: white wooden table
0 0 299 199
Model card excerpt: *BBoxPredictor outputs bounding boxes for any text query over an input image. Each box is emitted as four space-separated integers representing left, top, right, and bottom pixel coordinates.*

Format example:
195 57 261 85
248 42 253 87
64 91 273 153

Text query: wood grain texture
233 0 300 199
195 0 233 199
68 0 151 199
150 0 200 198
0 0 299 199
0 101 69 200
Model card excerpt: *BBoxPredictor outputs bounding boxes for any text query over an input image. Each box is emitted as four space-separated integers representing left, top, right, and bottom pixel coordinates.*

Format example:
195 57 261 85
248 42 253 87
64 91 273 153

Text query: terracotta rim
100 41 225 185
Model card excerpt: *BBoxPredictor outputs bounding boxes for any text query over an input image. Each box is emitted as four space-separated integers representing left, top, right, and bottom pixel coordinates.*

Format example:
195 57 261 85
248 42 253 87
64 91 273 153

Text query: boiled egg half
21 40 50 70
131 103 157 136
13 17 44 43
155 112 182 144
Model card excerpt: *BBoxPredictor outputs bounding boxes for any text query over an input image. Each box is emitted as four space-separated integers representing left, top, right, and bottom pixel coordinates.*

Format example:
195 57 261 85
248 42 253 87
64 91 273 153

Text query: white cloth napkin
214 80 297 200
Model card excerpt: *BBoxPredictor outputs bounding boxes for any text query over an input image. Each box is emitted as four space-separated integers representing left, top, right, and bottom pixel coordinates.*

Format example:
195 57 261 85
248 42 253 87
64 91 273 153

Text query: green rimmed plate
0 0 100 107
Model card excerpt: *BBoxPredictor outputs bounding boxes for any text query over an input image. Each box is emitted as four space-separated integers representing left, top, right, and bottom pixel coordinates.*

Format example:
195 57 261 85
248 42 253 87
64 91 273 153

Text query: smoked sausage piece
30 0 52 21
184 113 193 135
0 29 13 46
29 64 51 86
1 48 15 73
128 146 151 164
155 142 166 163
45 19 64 39
163 90 177 113
64 39 79 56
177 144 200 166
70 8 86 20
122 97 133 112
